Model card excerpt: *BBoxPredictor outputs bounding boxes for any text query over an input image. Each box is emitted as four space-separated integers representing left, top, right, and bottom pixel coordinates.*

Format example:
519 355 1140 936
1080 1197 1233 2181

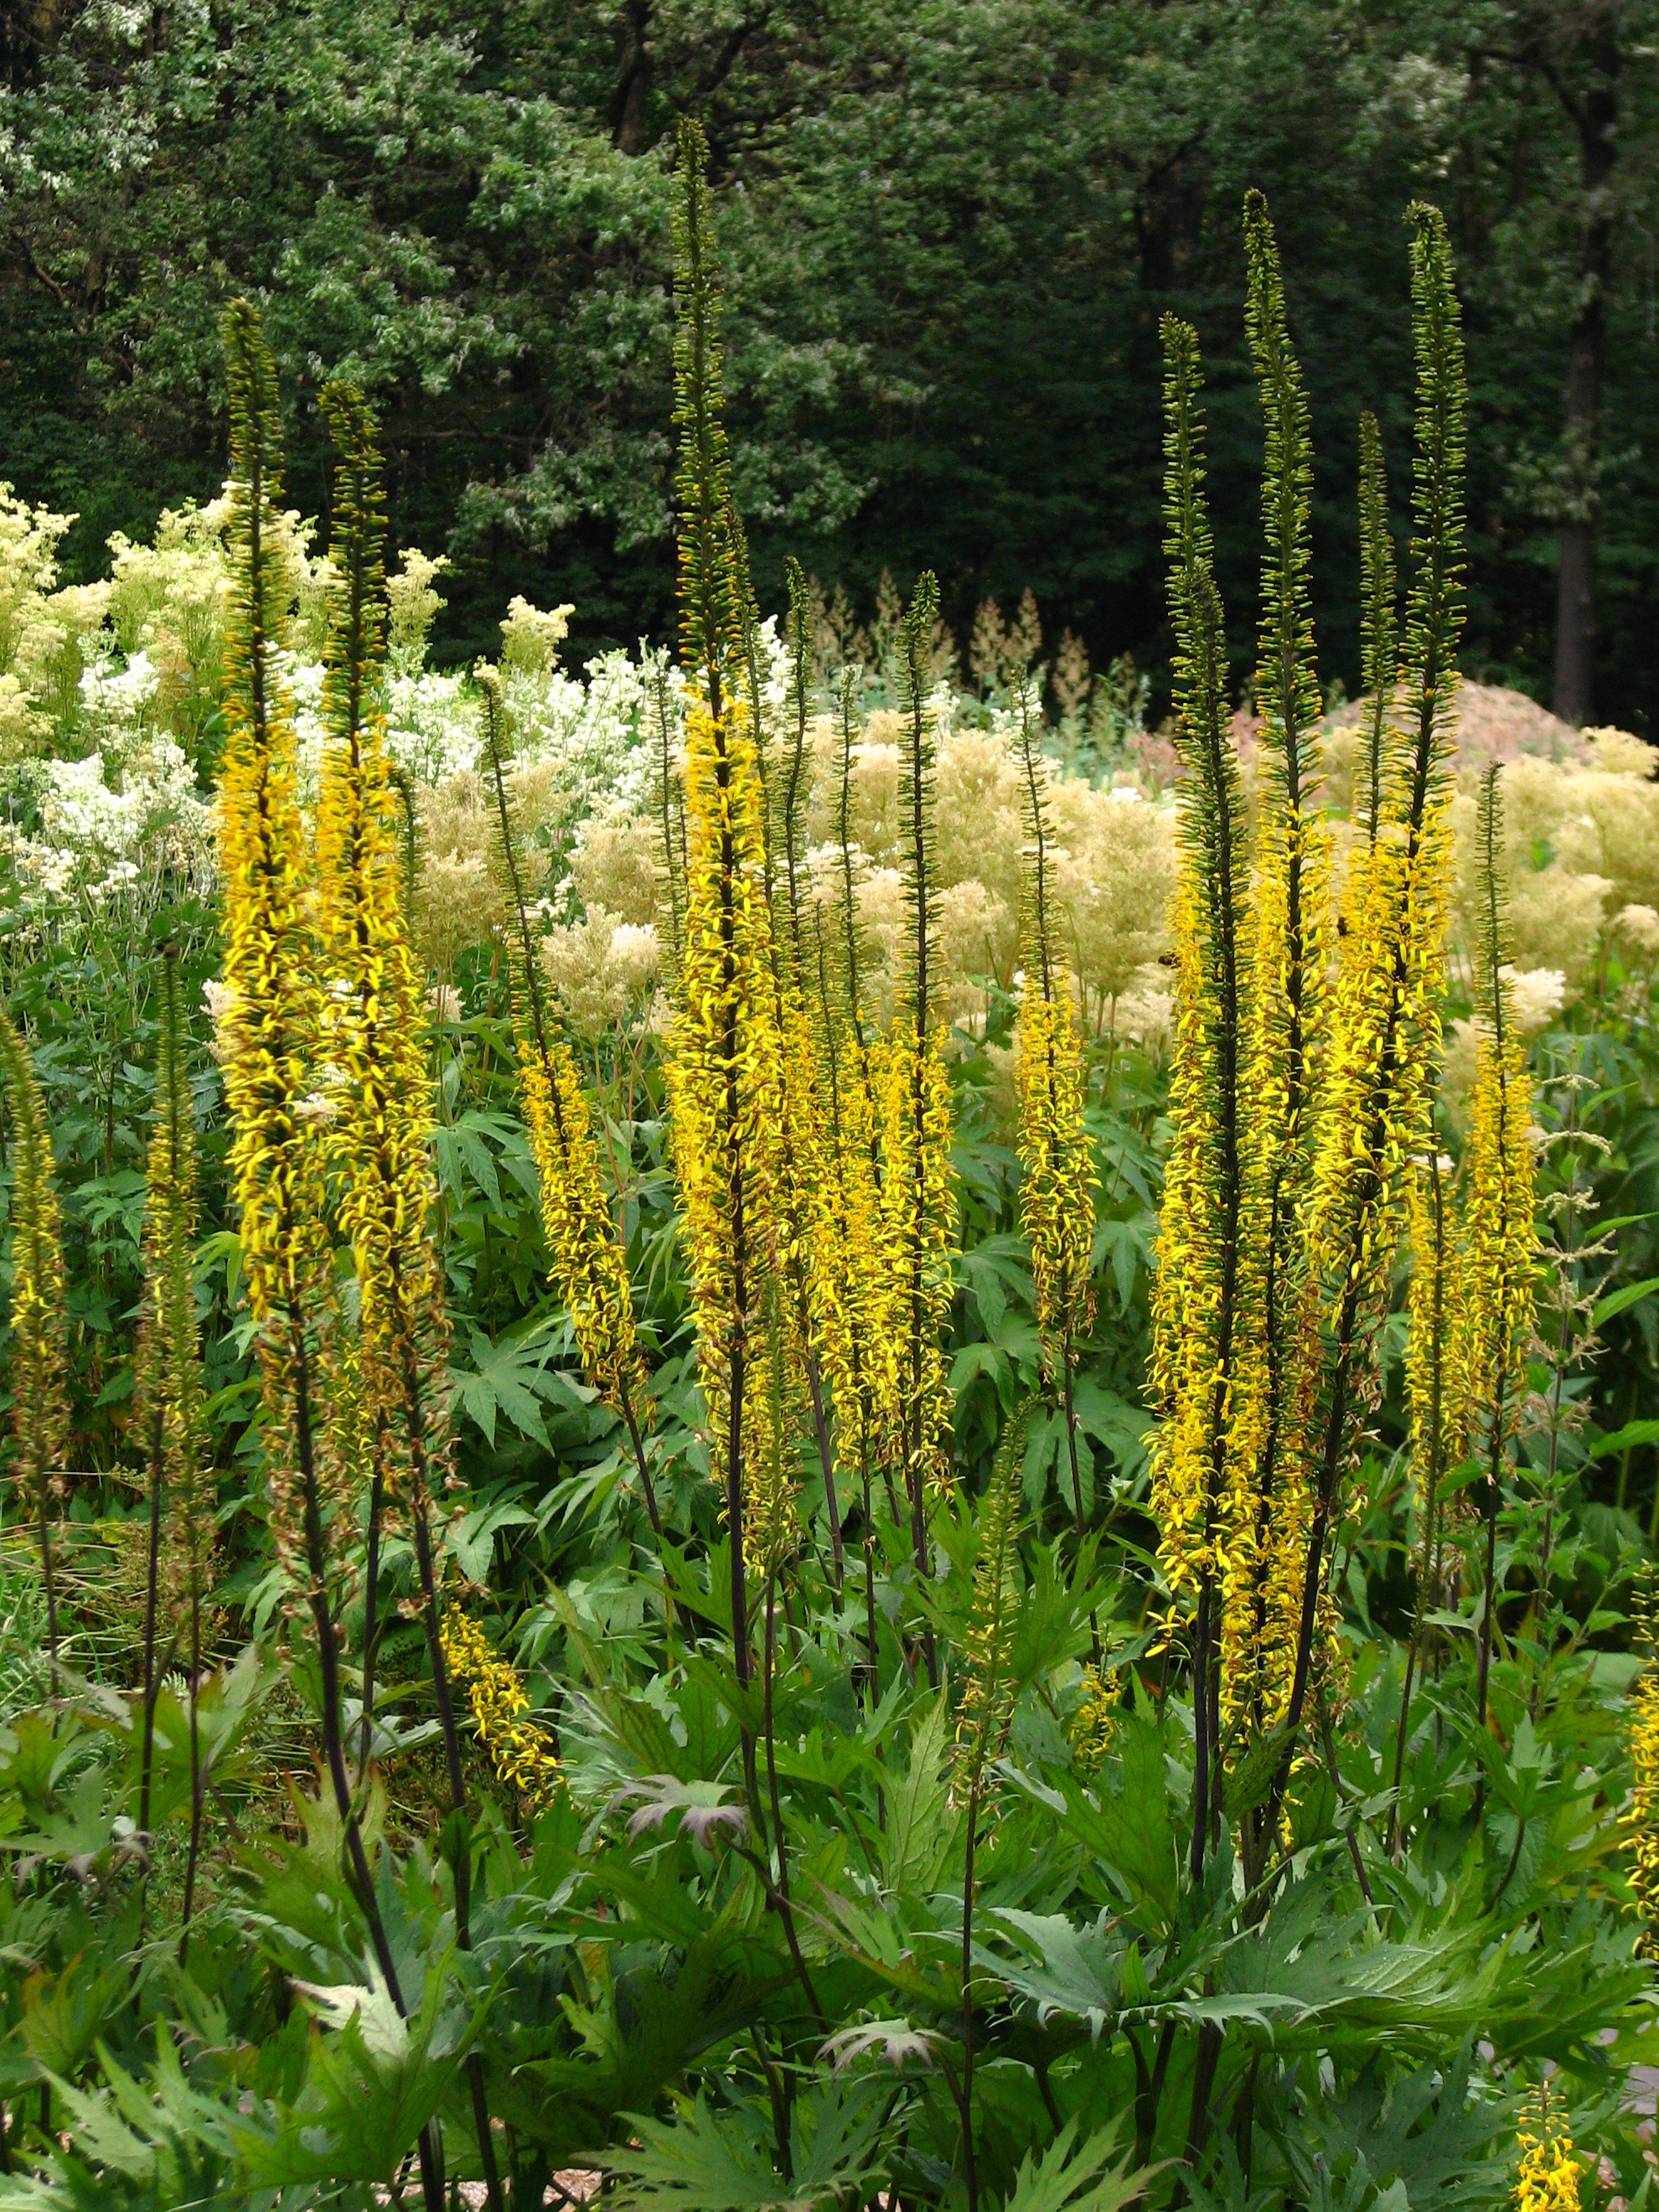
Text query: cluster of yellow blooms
1150 199 1476 1800
1626 1657 1659 1947
669 695 793 1574
440 1611 563 1813
1514 2090 1582 2212
0 1005 66 1517
1067 1666 1118 1778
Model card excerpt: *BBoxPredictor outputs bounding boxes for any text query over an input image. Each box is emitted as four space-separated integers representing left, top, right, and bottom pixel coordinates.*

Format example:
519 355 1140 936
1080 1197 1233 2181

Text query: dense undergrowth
0 128 1656 2212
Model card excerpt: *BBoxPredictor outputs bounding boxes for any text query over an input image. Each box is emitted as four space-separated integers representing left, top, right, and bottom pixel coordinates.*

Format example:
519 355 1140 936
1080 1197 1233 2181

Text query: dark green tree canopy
2 0 1654 723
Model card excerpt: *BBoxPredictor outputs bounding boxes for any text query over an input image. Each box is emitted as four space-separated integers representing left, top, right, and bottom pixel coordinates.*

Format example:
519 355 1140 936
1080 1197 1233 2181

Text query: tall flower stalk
0 1005 67 1699
888 576 957 1680
1232 193 1330 1753
135 948 212 1953
315 380 504 2212
664 116 781 1689
814 665 896 1697
766 556 841 1587
1149 201 1467 1932
951 1408 1029 2212
1390 1145 1465 1852
1460 762 1538 1821
215 306 445 2212
1357 411 1398 849
1149 309 1251 1884
478 672 662 1551
1010 683 1099 1655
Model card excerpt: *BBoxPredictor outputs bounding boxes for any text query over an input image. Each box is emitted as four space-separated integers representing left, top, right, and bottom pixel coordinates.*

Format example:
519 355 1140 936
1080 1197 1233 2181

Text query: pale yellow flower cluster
0 483 112 757
1450 731 1659 994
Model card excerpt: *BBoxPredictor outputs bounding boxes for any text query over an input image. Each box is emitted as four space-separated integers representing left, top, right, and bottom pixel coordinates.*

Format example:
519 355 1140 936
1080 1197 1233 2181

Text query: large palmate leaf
1217 1888 1493 2057
998 2117 1152 2212
230 1955 468 2187
1280 2044 1512 2211
0 2033 237 2212
599 2076 890 2211
879 1696 961 1899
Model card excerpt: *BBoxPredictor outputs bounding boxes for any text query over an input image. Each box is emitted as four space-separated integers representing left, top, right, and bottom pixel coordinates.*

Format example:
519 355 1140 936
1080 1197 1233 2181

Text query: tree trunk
1550 9 1620 726
612 0 653 155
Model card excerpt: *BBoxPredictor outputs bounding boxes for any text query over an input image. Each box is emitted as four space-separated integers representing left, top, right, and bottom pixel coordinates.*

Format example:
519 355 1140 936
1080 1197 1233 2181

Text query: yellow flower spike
742 1272 802 1583
314 381 449 1509
1404 1151 1466 1597
1068 1665 1117 1778
1460 769 1538 1424
1014 983 1096 1385
1225 194 1334 1739
668 690 785 1618
757 558 849 1586
0 1004 68 1690
137 950 212 1615
214 300 335 1587
953 1407 1031 1803
662 117 790 1680
886 576 959 1605
1010 680 1099 1540
476 669 659 1556
1514 2086 1581 2212
1150 312 1256 1834
877 1011 956 1518
1626 1645 1659 1946
813 668 902 1530
440 1612 564 1815
1461 761 1539 1761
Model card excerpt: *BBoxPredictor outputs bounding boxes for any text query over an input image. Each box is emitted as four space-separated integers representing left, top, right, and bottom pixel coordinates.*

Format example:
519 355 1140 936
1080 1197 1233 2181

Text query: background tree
1 0 1656 724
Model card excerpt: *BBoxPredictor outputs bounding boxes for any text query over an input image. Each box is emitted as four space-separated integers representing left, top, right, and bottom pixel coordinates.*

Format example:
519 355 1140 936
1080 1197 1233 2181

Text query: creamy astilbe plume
0 1004 67 1693
665 116 783 1677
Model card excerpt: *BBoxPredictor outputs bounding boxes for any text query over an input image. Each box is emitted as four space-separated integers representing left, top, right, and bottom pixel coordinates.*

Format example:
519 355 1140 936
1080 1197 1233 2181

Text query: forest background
0 0 1655 733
